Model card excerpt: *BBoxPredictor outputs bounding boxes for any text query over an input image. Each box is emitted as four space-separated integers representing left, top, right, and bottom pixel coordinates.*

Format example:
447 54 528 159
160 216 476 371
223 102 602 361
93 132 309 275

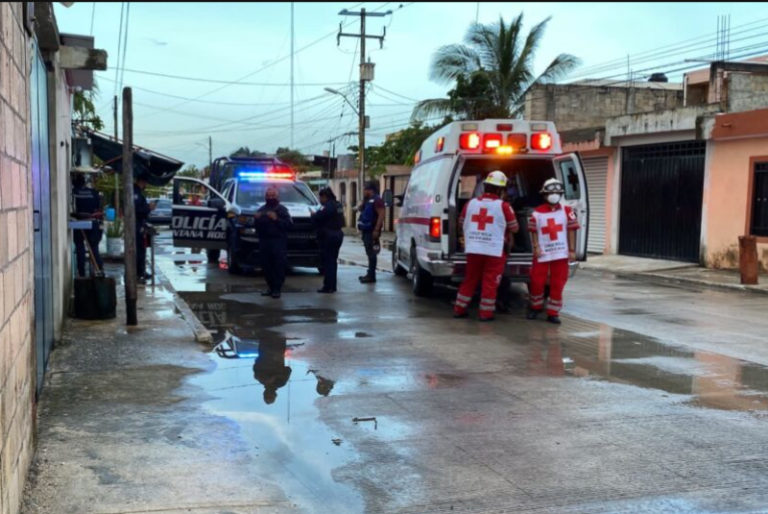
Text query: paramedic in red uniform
453 171 519 321
527 178 580 324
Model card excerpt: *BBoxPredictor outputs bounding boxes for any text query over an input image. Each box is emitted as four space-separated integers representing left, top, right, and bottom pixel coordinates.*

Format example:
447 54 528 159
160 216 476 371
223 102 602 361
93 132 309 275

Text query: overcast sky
53 2 768 169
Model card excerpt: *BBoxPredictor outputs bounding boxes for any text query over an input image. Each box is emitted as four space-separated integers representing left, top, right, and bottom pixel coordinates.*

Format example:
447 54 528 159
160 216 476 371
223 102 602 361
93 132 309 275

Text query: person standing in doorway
312 187 344 293
255 187 293 299
527 178 580 324
71 173 104 277
454 171 519 321
133 176 156 285
357 181 385 284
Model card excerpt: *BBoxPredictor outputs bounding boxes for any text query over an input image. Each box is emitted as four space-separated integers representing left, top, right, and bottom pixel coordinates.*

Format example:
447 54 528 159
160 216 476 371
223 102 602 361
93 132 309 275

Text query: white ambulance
387 119 588 296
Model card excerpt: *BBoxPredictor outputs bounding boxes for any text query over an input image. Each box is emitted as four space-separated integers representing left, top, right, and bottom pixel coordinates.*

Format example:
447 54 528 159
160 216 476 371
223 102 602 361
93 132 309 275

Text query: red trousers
454 254 505 319
529 258 569 317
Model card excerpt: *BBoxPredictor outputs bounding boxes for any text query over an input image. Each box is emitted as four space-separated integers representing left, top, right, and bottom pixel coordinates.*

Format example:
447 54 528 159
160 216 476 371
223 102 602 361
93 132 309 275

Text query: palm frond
411 98 455 122
430 44 481 83
534 53 581 84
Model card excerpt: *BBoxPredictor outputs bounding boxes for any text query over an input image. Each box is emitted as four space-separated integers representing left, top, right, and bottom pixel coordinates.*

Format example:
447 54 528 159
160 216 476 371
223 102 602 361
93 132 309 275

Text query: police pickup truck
171 156 321 274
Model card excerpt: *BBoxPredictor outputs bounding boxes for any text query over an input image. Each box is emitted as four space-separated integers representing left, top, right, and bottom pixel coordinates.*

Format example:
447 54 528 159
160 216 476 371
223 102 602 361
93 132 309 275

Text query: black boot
547 315 561 325
526 309 540 320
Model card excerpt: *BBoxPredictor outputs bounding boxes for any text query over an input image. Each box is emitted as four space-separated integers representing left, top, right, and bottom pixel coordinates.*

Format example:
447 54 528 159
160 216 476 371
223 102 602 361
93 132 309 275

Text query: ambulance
388 119 588 296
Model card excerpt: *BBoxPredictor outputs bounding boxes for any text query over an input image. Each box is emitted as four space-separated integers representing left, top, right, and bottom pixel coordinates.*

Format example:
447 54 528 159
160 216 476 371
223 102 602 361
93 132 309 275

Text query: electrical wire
105 67 355 86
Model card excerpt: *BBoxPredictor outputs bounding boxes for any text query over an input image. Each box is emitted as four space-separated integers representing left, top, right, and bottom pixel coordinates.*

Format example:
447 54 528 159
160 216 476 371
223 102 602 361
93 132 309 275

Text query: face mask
266 198 278 207
547 193 561 204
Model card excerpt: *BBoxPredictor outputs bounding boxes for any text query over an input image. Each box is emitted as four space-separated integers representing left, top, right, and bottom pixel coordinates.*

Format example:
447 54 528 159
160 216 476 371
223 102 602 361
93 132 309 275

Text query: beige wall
0 3 37 514
703 137 768 271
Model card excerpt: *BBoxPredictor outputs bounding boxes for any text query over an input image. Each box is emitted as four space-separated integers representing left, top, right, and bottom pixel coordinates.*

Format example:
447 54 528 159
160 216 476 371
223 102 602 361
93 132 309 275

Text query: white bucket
107 237 124 258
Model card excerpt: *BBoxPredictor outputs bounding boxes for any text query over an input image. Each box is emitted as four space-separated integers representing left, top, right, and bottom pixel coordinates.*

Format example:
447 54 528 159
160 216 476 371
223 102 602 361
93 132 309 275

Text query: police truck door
553 154 589 261
172 177 228 250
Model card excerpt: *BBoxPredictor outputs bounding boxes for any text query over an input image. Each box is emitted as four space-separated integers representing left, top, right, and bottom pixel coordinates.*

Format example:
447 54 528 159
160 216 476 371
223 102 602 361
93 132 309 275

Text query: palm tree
412 14 580 121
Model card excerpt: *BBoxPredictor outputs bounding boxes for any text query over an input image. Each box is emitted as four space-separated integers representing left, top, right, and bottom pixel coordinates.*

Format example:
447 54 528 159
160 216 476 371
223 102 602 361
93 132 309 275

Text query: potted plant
106 217 124 258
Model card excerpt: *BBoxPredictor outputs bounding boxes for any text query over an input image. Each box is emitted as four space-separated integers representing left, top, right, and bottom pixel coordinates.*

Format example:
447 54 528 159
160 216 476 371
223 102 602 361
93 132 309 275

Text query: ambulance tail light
459 132 481 150
429 217 441 241
531 132 553 151
482 133 503 151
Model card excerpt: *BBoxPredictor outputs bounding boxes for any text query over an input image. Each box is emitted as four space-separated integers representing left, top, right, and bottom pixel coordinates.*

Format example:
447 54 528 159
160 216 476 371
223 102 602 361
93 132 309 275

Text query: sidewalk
21 265 293 513
582 254 768 295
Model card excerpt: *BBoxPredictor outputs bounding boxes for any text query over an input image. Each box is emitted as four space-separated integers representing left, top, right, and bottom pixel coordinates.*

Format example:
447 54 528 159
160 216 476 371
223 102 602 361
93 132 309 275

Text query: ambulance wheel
227 248 241 275
206 249 220 263
410 246 433 297
392 239 407 277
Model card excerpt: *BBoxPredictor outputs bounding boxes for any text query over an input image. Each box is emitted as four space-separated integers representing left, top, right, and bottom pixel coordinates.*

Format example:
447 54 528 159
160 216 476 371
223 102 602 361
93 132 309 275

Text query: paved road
144 231 768 512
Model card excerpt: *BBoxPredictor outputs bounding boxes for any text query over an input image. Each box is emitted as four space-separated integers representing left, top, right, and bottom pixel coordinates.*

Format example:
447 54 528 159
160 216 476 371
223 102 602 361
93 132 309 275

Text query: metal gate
619 141 705 262
31 44 55 395
583 156 608 253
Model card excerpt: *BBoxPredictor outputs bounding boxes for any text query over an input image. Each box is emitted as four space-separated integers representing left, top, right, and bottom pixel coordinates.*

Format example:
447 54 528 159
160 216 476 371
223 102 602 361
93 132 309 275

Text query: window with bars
752 162 768 237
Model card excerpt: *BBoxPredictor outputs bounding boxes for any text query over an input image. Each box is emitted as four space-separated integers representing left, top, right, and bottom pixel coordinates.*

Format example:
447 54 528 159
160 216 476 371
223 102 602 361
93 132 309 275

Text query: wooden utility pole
121 87 137 326
337 7 391 202
113 95 120 214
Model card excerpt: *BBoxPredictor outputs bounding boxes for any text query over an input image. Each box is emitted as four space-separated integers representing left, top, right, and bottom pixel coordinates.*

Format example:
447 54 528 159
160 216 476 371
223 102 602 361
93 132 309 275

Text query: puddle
537 320 768 412
188 332 364 512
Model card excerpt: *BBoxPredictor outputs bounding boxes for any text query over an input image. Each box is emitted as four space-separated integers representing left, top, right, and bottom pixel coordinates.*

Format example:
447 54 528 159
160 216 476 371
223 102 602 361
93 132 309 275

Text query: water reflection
547 320 768 412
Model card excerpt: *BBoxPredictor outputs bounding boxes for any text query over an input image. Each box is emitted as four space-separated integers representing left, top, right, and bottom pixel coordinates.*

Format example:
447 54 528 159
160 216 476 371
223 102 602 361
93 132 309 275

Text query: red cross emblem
471 208 494 231
541 217 564 241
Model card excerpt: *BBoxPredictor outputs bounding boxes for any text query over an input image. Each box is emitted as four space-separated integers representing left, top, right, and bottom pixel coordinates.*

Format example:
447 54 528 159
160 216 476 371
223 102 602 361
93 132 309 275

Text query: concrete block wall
727 73 768 113
524 84 684 132
0 3 36 514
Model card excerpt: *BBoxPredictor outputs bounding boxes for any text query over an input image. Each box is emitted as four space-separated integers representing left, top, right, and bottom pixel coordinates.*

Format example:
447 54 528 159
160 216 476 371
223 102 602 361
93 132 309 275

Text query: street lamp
323 87 366 202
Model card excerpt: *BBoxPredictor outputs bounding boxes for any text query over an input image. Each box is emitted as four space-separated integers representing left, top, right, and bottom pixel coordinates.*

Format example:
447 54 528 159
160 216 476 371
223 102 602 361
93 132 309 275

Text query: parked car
148 198 172 225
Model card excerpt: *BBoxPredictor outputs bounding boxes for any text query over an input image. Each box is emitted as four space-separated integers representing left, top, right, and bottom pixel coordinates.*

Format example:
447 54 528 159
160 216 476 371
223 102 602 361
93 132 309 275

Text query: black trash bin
74 276 117 320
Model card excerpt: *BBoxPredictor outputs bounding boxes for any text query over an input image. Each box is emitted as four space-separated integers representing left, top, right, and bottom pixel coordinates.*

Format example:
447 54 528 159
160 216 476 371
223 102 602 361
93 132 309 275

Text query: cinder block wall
524 84 684 132
0 3 37 514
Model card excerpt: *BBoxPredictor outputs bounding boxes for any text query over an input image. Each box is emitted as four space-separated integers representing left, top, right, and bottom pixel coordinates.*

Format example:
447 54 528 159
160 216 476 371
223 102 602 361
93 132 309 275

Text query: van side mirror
209 198 226 210
382 189 393 207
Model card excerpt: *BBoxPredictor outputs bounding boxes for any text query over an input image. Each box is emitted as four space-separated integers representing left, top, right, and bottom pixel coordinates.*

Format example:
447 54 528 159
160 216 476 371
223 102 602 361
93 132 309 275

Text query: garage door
619 141 705 262
583 156 608 253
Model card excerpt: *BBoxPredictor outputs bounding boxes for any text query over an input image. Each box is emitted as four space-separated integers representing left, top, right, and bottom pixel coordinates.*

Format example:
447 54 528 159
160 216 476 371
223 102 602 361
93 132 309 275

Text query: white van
387 119 588 296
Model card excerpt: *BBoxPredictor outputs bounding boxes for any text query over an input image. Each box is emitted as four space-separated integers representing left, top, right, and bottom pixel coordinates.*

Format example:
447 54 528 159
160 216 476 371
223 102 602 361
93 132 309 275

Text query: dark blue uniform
72 185 103 276
253 337 291 405
312 200 344 291
357 194 384 279
255 202 293 295
133 184 151 278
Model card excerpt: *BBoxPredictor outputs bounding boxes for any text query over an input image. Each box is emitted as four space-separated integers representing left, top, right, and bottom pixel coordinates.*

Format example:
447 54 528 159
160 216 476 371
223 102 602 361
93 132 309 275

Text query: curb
155 263 214 345
583 266 768 296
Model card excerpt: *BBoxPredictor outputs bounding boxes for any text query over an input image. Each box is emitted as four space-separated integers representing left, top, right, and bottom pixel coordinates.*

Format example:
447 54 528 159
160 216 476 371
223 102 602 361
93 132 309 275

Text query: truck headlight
240 228 256 235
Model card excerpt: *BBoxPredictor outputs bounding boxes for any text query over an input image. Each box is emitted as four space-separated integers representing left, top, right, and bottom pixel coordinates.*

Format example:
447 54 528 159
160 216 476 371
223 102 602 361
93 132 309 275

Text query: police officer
133 176 156 285
255 187 293 299
453 171 519 321
252 335 292 405
71 173 104 277
312 187 344 293
357 181 385 284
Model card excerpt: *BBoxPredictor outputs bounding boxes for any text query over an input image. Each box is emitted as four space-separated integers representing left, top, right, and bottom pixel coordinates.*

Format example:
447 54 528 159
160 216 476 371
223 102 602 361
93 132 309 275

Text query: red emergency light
435 136 445 153
429 217 441 241
459 132 481 150
482 133 503 151
507 133 527 150
531 132 553 151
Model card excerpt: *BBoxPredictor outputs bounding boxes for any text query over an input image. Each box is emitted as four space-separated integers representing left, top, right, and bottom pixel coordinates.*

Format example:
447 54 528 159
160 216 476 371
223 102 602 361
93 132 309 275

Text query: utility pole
113 95 120 214
121 87 137 326
208 136 213 176
337 7 391 203
290 2 294 149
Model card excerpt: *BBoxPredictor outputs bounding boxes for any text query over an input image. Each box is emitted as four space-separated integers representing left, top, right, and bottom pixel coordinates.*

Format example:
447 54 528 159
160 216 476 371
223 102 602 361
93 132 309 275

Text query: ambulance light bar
459 132 481 150
482 133 503 150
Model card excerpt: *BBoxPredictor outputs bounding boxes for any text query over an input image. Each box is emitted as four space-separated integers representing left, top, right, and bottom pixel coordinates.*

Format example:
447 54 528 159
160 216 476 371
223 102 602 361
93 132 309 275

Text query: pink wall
704 138 768 271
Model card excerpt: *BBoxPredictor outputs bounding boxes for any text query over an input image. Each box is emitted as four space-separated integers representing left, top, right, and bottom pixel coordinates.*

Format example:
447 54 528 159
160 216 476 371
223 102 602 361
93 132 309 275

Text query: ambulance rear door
171 177 229 250
553 153 589 261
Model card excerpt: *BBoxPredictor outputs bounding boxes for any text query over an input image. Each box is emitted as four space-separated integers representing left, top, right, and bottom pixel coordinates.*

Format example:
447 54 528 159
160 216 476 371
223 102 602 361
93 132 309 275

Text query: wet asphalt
23 231 768 513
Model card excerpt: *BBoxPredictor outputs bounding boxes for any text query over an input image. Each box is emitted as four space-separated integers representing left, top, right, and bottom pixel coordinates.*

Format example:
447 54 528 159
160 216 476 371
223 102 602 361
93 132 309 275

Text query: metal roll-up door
583 156 608 253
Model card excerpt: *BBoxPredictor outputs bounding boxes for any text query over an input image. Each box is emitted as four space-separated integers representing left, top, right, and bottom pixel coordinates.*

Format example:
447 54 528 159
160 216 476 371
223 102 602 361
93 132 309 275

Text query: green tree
365 121 446 176
275 147 312 172
74 89 105 131
412 14 579 121
230 146 267 158
177 164 202 178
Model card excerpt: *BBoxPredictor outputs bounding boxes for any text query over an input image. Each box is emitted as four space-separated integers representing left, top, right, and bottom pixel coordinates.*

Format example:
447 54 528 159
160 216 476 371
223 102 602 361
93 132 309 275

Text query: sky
52 2 768 170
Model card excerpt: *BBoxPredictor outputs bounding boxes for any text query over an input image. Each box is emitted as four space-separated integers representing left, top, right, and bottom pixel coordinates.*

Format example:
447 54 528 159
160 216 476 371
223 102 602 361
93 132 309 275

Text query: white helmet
484 170 508 188
540 178 564 194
